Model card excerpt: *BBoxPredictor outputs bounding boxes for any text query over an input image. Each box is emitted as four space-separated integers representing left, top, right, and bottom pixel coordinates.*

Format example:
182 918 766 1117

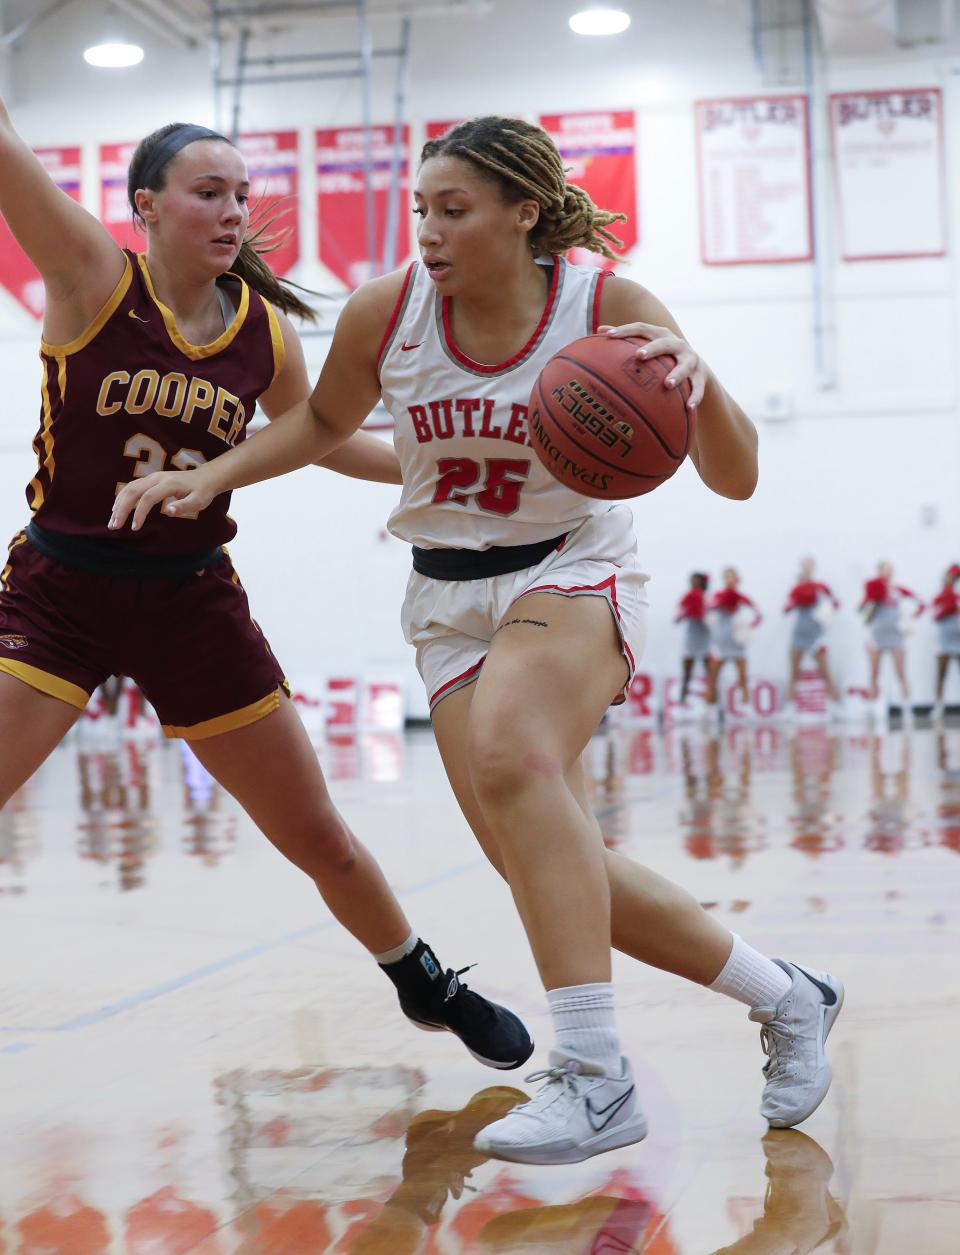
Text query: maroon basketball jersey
26 250 285 554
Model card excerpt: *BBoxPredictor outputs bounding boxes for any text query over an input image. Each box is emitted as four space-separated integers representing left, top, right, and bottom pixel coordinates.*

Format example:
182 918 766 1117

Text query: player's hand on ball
109 469 216 532
598 322 705 409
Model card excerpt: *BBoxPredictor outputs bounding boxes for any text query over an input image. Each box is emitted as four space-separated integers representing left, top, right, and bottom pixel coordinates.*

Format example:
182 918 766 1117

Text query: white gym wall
0 0 956 714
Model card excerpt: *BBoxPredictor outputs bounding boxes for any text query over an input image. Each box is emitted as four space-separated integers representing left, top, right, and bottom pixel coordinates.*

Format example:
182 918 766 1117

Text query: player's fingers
601 321 663 340
635 336 680 360
130 482 178 532
109 478 153 530
161 490 205 521
684 367 707 408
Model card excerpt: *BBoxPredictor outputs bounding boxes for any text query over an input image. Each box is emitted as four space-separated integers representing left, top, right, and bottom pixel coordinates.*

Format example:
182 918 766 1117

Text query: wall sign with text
830 88 946 261
695 95 813 265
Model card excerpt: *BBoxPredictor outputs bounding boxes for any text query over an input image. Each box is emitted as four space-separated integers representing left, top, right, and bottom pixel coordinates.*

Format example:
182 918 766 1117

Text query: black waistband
412 534 567 582
26 522 224 580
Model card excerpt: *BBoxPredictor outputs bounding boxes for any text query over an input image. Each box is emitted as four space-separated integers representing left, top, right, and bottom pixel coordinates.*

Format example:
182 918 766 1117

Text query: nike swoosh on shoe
794 966 838 1005
585 1086 634 1133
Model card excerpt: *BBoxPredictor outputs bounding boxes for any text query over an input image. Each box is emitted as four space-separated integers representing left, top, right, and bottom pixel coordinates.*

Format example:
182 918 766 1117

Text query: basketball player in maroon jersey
0 102 534 1072
112 117 844 1163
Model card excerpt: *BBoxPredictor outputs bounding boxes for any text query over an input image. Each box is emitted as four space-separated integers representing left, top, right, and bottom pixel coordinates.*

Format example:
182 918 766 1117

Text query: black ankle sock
379 938 444 1000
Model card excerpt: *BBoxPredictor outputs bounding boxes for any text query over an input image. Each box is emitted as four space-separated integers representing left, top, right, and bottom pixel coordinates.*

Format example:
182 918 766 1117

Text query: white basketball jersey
381 255 611 550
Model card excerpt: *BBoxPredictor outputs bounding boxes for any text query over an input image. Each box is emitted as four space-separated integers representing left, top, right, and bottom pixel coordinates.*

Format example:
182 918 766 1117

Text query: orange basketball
526 334 695 499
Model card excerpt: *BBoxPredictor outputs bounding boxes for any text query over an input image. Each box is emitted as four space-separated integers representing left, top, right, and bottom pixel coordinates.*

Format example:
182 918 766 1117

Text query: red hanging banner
236 130 300 276
538 111 638 269
99 140 142 252
424 119 464 141
316 125 411 289
0 146 82 318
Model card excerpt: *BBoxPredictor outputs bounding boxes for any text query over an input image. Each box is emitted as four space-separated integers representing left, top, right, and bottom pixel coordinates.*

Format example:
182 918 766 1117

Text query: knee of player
468 728 563 808
308 811 357 872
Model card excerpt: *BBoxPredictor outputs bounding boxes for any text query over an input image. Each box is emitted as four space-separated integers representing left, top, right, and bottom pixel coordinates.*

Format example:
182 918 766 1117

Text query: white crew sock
709 934 792 1009
547 982 621 1076
373 928 419 966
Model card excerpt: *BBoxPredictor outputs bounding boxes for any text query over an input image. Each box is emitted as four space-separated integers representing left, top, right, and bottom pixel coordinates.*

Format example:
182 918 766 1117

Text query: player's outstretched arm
259 308 401 485
0 95 124 317
598 276 758 501
110 270 402 531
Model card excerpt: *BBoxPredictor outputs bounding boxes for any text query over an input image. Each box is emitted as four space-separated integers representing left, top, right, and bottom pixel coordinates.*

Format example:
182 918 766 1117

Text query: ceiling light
83 42 144 68
569 7 631 35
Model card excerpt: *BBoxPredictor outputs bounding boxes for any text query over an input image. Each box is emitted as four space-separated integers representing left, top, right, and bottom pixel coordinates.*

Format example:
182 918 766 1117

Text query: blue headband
138 124 228 190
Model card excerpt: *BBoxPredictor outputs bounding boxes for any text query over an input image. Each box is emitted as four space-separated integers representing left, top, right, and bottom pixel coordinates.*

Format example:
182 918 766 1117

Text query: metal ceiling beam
1 0 79 48
111 0 199 48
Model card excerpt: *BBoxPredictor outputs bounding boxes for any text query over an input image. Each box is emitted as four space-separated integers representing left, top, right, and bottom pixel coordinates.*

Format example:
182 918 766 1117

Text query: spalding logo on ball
527 334 695 499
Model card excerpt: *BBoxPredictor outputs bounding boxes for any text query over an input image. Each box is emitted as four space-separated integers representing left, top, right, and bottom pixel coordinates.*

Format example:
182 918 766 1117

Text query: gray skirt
790 606 824 654
870 603 904 650
936 613 960 656
711 610 745 660
683 618 711 660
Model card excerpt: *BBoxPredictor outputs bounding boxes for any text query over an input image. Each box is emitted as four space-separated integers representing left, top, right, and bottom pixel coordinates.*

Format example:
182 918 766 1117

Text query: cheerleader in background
930 563 960 722
675 572 711 709
859 561 925 711
707 567 762 713
783 558 841 712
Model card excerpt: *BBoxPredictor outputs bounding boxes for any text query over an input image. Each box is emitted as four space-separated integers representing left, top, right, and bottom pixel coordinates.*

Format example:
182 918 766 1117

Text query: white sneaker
749 960 844 1128
472 1050 647 1165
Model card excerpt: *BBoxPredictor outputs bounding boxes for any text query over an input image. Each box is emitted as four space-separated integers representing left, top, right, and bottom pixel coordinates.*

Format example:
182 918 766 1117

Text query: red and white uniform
677 588 707 622
378 256 649 710
677 587 710 660
932 587 959 621
932 585 960 656
783 581 836 612
860 578 921 610
382 255 612 548
860 578 924 650
707 588 761 660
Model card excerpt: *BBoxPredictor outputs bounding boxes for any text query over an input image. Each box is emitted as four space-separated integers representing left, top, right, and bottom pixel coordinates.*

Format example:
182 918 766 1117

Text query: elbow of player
724 469 758 501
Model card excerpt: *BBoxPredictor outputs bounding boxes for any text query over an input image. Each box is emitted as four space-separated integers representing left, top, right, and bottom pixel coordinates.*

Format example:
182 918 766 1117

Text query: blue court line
0 857 486 1044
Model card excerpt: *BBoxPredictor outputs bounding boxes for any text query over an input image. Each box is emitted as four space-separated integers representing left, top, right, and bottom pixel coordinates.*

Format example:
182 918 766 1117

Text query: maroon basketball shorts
0 531 287 740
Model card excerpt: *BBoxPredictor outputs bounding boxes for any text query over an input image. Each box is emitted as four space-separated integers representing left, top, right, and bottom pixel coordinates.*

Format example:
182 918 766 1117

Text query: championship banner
100 140 142 252
539 111 638 268
425 119 464 141
236 130 300 276
0 146 81 318
830 88 946 260
316 125 411 289
694 96 813 265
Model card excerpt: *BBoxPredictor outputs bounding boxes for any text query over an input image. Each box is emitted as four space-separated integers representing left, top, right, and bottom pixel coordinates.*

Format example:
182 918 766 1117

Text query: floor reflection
711 1132 846 1255
676 730 768 869
3 720 959 1250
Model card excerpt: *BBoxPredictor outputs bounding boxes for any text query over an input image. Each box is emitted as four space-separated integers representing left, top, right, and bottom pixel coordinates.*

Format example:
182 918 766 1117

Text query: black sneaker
381 940 534 1070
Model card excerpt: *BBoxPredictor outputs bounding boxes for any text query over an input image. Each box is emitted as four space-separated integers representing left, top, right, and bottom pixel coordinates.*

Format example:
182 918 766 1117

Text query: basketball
526 335 695 499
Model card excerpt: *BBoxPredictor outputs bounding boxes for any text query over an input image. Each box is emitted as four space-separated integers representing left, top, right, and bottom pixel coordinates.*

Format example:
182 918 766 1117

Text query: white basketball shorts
401 505 650 713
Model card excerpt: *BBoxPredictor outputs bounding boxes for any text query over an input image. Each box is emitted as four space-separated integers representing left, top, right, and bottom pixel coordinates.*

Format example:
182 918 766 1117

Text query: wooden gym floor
1 716 958 1253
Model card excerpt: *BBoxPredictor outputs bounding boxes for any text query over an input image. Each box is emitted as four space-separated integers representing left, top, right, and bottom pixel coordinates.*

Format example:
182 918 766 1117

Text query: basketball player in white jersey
113 116 845 1166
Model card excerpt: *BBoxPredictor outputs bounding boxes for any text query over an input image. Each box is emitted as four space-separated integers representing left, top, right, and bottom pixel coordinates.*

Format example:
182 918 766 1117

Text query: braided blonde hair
420 116 626 260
